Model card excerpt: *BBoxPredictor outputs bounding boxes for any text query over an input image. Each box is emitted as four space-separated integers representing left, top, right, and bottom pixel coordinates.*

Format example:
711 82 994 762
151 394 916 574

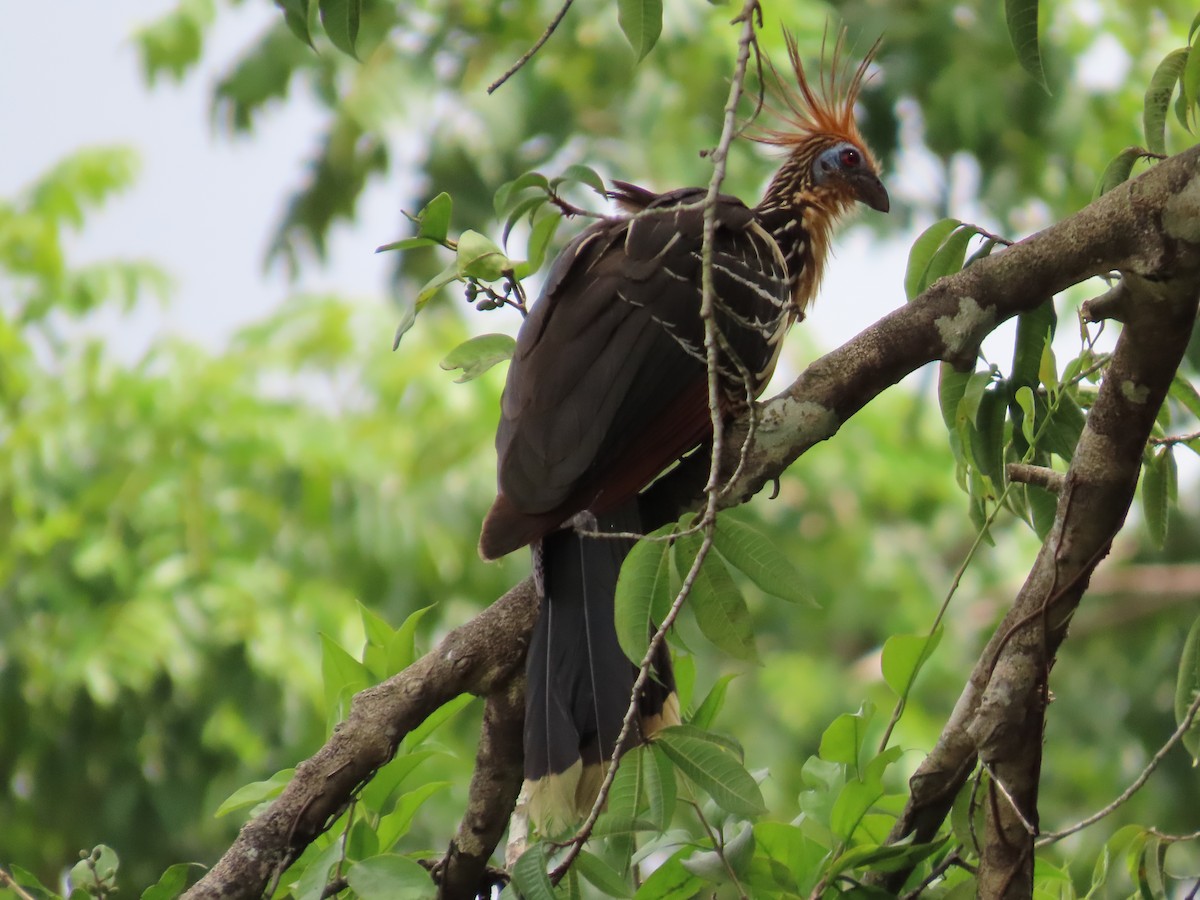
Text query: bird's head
756 30 889 216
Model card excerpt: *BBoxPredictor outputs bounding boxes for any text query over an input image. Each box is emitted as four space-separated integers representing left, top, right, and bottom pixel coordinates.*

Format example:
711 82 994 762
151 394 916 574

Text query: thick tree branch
877 154 1200 892
187 146 1200 900
436 674 526 899
183 579 538 900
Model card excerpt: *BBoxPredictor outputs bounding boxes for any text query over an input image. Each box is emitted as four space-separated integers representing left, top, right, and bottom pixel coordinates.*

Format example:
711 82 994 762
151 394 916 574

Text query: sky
0 1 413 354
0 1 926 367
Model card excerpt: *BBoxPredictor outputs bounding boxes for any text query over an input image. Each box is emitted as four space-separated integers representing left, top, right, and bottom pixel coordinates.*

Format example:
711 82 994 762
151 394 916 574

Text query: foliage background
2 0 1199 895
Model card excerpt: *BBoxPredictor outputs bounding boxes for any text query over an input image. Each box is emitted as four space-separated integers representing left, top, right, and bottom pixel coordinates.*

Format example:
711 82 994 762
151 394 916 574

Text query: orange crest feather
756 28 880 152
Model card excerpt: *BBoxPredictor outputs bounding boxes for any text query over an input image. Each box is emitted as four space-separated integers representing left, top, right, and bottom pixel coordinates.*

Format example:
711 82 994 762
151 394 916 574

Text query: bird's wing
479 187 791 559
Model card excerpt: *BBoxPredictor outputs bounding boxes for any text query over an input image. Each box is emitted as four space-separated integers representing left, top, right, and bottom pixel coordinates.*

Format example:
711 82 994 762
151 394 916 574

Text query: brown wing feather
479 187 791 560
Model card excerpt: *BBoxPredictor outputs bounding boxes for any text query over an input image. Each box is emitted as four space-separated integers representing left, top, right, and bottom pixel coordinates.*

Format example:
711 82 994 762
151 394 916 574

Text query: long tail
523 504 678 834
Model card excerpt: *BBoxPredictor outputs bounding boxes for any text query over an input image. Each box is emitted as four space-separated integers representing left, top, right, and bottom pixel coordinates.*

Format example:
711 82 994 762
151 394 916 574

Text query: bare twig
981 762 1038 836
487 0 574 94
546 0 764 881
1036 689 1200 846
0 868 38 900
1005 463 1065 494
1151 429 1200 447
898 848 972 900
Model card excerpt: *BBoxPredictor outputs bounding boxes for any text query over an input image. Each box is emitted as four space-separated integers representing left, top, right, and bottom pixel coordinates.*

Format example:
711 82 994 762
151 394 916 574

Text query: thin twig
487 0 574 94
1005 463 1065 494
1036 689 1200 846
981 762 1038 836
546 0 764 881
0 868 38 900
1151 429 1200 447
898 848 970 900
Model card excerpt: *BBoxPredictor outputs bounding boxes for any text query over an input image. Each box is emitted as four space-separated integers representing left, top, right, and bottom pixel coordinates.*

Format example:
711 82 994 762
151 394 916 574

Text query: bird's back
479 184 793 559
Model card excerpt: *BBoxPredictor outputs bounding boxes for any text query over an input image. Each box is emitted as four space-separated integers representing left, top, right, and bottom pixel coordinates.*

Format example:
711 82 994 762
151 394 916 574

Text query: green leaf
495 171 550 215
1136 834 1167 899
359 748 441 810
375 236 438 253
690 673 737 730
818 706 872 767
575 851 633 898
503 195 550 246
964 236 1000 268
881 629 944 698
7 866 55 900
1177 79 1193 132
387 603 435 673
712 516 814 604
406 694 473 747
360 601 396 679
346 855 436 900
1175 616 1200 763
1027 484 1058 540
318 0 360 58
682 823 755 881
938 364 972 432
1169 374 1200 420
376 782 452 847
615 524 675 666
904 219 960 302
654 725 765 817
647 744 677 830
294 839 343 900
439 333 516 383
514 212 563 278
1011 301 1056 391
829 779 885 843
1094 148 1151 199
675 534 757 662
391 296 418 350
1004 0 1048 91
1185 40 1200 118
276 0 314 49
414 260 460 309
829 835 949 876
596 744 647 840
1141 446 1171 548
971 382 1008 488
662 722 744 759
632 847 705 899
321 633 370 720
456 230 515 280
617 0 662 62
1014 386 1037 449
923 224 980 286
215 768 295 817
141 863 202 900
416 192 452 243
556 164 608 196
1040 390 1086 460
511 845 556 900
1145 48 1188 155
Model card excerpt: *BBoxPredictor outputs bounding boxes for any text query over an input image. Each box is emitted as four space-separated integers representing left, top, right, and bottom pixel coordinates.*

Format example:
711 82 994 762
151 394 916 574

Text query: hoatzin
479 33 889 831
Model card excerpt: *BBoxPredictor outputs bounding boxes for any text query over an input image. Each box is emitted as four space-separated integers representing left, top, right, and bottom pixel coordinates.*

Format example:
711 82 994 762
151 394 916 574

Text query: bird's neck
755 196 837 314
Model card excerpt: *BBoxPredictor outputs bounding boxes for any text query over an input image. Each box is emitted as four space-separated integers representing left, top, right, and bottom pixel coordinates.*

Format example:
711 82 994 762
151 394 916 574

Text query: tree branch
183 579 538 900
186 145 1200 900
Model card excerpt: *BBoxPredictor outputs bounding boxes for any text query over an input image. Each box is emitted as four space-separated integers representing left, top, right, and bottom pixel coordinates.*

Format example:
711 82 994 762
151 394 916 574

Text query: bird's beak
851 172 890 213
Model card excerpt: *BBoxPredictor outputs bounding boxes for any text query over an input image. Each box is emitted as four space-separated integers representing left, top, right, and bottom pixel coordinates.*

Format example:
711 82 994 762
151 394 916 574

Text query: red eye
839 147 862 168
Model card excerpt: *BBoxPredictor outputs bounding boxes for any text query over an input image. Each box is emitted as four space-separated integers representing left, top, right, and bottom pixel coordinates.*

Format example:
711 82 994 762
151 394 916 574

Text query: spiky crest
755 28 880 157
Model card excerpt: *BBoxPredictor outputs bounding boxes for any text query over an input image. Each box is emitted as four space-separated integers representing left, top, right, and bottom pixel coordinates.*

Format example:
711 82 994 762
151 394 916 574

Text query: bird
478 30 889 833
